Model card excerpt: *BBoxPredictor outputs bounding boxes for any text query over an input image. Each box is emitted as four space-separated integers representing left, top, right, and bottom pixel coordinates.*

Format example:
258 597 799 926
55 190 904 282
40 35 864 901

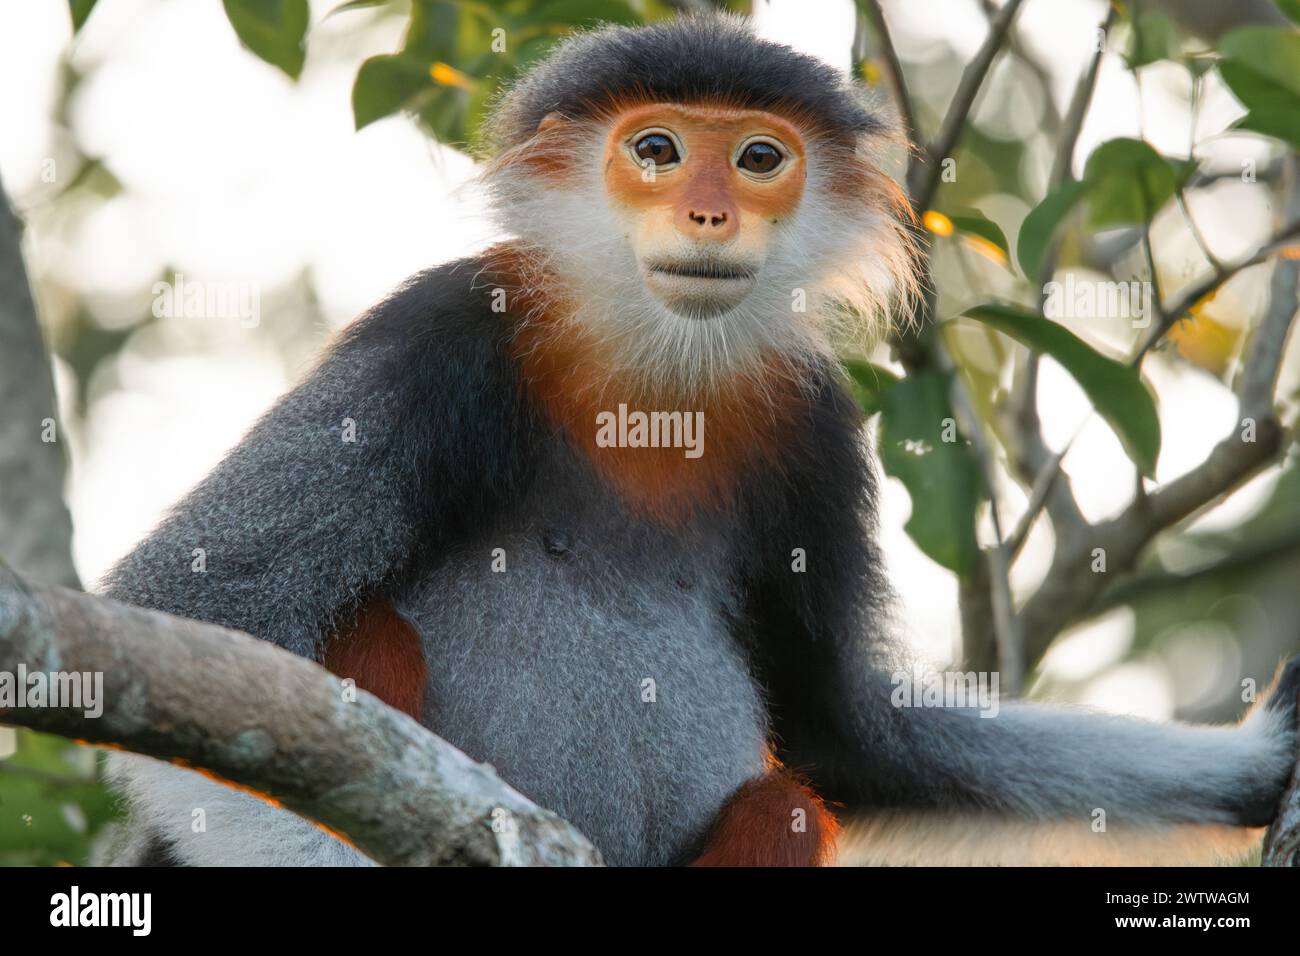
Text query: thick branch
1090 526 1300 616
0 565 601 867
0 174 78 589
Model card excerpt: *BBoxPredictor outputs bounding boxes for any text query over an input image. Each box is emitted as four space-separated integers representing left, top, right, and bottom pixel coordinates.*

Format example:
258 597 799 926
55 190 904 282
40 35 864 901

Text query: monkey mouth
646 260 756 281
642 259 758 317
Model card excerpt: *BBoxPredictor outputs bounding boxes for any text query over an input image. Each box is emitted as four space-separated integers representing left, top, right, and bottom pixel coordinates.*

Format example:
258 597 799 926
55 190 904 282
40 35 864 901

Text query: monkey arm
808 664 1300 828
100 260 530 660
747 371 1300 834
758 544 1300 832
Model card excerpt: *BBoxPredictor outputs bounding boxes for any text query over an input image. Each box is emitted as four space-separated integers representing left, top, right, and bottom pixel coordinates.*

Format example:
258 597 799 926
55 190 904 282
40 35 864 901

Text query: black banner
0 866 1292 941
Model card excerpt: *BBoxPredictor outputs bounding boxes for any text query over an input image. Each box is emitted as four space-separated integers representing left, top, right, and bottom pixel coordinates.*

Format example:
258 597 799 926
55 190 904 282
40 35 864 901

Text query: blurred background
1 0 1298 864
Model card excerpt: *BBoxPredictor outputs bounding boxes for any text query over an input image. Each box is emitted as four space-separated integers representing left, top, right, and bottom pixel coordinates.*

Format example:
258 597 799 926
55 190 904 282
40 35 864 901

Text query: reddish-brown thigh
322 599 426 721
691 766 839 867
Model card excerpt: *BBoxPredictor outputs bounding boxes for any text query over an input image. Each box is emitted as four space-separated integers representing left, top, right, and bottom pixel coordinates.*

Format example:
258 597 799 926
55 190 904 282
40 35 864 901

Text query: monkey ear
535 111 567 135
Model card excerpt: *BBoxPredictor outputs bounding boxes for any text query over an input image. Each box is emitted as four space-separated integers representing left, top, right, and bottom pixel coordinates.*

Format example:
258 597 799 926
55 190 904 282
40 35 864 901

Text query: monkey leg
691 764 840 867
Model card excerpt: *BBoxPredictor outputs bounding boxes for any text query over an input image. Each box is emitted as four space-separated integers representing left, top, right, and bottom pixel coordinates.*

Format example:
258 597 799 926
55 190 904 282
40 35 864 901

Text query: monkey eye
632 133 681 167
737 140 784 176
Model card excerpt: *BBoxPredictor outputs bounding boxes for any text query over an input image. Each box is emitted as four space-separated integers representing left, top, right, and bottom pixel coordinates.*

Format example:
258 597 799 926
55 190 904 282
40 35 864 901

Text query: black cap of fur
489 15 884 152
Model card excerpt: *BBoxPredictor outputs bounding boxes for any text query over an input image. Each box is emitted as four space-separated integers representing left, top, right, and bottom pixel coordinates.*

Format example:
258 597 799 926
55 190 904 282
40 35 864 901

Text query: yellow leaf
1188 289 1219 316
1168 313 1240 375
430 62 473 89
961 233 1008 266
923 210 953 237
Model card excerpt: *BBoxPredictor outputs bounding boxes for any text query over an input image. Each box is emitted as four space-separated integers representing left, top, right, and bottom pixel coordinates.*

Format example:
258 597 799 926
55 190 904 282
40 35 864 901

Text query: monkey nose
690 209 727 228
676 203 739 241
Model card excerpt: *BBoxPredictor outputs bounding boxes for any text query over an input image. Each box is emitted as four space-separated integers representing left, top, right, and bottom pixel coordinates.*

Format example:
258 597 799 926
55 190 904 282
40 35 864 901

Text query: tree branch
1047 4 1115 192
1019 158 1300 666
886 0 1028 672
0 564 601 867
937 344 1024 692
0 173 78 589
907 0 1027 209
1132 221 1300 364
999 5 1115 558
1089 525 1300 616
997 352 1087 552
861 0 919 151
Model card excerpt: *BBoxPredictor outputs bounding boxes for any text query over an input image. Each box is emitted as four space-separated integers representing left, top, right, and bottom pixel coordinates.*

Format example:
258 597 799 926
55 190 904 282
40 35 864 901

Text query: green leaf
464 71 506 151
1126 12 1179 68
1217 48 1300 149
1233 108 1300 149
419 86 472 145
1017 178 1090 281
1220 27 1300 100
1082 138 1179 230
0 731 117 867
532 0 642 25
402 0 458 61
947 210 1011 265
351 55 437 130
222 0 309 80
512 32 564 72
842 359 899 416
1167 155 1199 188
68 0 96 33
878 371 981 575
1218 59 1300 112
1277 0 1300 26
962 304 1162 476
1216 27 1300 152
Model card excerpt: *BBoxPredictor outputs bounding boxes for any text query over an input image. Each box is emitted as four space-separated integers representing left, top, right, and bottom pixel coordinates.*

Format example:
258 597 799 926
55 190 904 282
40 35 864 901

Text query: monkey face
484 90 916 390
600 103 808 319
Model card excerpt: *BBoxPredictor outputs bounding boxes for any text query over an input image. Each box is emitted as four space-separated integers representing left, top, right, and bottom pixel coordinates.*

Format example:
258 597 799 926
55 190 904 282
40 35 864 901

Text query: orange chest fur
508 320 800 522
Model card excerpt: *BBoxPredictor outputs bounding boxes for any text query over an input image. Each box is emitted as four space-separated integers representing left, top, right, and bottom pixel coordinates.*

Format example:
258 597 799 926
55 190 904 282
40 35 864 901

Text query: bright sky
1 0 1292 719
